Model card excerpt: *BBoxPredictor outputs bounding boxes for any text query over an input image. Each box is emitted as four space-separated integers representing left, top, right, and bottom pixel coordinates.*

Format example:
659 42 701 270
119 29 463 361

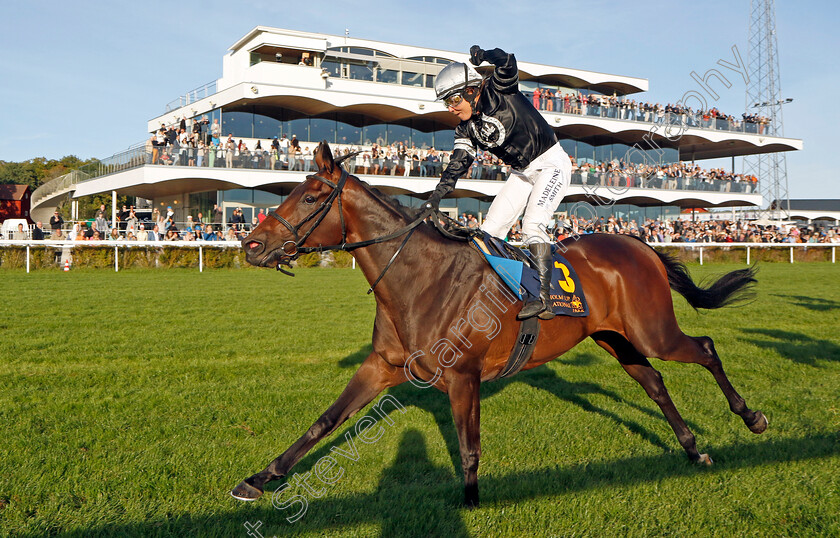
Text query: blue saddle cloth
472 233 588 317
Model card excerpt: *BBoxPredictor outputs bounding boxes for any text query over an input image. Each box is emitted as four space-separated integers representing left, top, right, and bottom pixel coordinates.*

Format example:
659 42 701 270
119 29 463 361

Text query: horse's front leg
231 353 401 501
446 371 482 508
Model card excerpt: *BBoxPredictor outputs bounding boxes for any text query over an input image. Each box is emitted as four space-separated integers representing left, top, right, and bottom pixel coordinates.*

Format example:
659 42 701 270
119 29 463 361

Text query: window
310 117 335 143
348 61 375 81
363 124 387 146
401 71 424 87
254 115 281 139
388 124 411 145
336 121 362 146
321 59 341 77
222 111 254 138
376 67 398 84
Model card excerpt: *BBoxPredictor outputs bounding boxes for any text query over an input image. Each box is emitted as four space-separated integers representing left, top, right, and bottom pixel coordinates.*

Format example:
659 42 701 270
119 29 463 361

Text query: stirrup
517 299 547 320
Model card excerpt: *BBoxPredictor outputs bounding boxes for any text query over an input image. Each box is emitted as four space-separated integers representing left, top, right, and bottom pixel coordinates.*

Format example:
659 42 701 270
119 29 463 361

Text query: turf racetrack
1 264 839 537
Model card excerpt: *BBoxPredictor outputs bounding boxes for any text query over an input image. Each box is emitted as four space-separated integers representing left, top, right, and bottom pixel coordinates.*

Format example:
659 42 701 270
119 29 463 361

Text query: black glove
425 192 442 211
469 45 485 66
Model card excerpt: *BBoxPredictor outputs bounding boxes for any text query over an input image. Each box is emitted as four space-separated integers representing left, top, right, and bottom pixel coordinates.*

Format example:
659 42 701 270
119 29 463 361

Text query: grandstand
32 26 802 226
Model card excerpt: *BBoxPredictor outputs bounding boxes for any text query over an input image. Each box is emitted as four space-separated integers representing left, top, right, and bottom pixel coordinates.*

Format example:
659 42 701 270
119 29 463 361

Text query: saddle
472 232 588 317
470 232 589 380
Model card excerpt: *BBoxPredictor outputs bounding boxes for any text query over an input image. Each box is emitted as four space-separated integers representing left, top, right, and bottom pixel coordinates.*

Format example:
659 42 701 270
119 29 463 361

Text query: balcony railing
524 92 776 136
164 81 218 113
32 142 758 211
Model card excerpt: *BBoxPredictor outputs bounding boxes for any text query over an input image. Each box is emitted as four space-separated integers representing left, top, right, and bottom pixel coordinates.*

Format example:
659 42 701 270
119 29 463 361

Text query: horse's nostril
249 242 261 250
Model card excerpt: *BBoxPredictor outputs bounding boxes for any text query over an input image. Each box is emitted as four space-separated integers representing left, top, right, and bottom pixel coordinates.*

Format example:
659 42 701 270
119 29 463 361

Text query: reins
266 166 461 291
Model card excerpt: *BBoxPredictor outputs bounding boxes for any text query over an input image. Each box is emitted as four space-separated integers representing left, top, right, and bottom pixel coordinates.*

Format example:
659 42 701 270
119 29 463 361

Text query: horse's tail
652 247 757 310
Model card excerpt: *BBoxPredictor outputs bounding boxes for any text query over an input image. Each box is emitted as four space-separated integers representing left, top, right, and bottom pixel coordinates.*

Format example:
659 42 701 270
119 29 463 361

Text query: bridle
266 167 462 292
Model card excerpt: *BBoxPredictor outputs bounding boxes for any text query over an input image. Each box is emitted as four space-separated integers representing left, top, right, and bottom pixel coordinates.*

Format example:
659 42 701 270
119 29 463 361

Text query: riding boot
517 242 556 321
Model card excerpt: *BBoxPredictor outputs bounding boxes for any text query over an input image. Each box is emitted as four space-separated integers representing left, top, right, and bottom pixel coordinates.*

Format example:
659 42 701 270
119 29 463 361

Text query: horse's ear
314 140 335 175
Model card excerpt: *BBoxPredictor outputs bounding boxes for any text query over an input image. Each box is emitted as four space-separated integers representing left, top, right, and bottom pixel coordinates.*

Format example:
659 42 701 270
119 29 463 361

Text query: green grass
1 264 838 537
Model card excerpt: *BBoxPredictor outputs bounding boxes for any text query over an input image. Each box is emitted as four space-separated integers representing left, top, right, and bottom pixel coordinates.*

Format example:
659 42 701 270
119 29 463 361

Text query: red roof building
0 184 33 223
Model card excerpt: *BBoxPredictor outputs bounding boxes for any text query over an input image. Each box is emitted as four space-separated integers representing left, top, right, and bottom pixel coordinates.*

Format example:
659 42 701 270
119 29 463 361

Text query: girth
493 317 540 380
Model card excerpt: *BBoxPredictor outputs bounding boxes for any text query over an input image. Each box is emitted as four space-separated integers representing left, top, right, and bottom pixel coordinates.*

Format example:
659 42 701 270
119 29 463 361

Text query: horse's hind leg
663 335 767 434
592 332 710 464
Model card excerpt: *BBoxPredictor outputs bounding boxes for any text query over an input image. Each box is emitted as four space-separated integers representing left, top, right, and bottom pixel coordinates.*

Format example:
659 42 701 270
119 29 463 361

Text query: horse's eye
303 195 317 205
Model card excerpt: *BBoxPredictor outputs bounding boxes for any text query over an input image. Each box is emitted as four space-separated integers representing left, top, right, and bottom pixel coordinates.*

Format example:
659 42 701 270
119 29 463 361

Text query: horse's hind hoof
697 453 713 466
747 411 769 434
231 480 264 501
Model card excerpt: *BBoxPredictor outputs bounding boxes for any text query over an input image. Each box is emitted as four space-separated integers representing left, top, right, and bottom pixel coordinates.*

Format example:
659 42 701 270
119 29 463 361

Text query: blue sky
0 0 836 197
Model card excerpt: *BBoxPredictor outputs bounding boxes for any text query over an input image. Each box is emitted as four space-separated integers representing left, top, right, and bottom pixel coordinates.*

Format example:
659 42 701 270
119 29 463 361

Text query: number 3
554 261 576 293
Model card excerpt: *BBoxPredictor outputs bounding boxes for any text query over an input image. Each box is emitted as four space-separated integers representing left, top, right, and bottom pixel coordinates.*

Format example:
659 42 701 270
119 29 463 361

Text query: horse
234 141 765 507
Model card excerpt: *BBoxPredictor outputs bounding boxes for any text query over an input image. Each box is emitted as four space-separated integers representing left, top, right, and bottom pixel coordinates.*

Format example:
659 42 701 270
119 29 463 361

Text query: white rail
1 241 837 273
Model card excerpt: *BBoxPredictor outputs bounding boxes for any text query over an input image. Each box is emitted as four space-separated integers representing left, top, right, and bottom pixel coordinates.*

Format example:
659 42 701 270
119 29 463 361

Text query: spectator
32 222 45 240
202 224 218 241
50 210 64 232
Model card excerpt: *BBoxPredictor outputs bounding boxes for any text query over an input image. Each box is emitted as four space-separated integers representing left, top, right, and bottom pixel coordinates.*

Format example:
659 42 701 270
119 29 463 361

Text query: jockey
426 45 572 321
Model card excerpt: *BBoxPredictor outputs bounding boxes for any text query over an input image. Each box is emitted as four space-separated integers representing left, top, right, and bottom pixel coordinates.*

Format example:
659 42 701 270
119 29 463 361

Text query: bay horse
234 142 765 507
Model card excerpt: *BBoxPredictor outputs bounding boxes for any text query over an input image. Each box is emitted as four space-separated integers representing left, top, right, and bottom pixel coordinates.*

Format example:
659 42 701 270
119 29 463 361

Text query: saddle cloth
472 232 589 317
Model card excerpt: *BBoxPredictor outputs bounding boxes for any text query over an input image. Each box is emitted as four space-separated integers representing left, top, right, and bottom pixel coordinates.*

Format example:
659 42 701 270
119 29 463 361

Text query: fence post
115 246 119 272
833 246 836 264
790 246 794 264
26 245 30 273
199 246 203 272
746 246 750 265
699 246 703 265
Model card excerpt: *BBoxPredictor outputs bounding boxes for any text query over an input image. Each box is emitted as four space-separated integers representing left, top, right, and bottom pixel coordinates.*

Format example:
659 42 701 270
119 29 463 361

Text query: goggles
443 92 465 108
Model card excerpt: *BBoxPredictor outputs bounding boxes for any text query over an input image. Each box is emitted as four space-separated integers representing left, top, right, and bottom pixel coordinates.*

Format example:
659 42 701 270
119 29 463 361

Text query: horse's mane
357 179 425 222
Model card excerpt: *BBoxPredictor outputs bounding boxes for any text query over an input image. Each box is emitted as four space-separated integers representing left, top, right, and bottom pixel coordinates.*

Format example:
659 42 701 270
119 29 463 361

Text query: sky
0 0 837 198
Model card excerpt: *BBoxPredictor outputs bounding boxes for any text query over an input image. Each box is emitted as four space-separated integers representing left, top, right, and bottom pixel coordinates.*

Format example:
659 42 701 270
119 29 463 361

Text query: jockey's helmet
434 62 483 102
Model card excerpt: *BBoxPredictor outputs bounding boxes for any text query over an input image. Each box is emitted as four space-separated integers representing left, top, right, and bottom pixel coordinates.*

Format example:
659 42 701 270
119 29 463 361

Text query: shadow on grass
328 350 704 479
741 328 840 366
770 293 840 312
45 431 840 537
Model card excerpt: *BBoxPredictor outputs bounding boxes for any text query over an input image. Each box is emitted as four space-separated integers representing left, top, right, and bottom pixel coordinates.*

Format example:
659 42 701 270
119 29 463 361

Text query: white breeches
480 142 571 244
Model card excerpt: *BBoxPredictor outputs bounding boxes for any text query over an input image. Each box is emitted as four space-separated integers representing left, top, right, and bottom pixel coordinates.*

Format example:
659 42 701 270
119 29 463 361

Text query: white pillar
199 246 203 272
115 246 119 272
790 246 794 264
112 190 117 230
699 246 703 265
746 246 750 265
26 245 30 273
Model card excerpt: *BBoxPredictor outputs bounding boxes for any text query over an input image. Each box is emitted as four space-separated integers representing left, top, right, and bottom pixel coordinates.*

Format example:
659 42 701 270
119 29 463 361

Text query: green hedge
0 245 358 270
653 245 835 264
1 244 835 270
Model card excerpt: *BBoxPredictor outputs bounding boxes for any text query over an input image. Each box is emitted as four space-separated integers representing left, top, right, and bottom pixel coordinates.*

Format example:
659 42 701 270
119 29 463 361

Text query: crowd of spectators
498 214 840 244
568 157 758 193
4 207 839 246
146 127 759 195
525 89 772 134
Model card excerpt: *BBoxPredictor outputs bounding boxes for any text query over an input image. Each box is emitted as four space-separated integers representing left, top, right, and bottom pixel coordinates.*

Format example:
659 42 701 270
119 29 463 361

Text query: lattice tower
744 0 790 221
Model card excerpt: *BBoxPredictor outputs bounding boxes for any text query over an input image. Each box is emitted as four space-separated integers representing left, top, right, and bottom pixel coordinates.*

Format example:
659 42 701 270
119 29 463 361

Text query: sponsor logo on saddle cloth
471 233 589 317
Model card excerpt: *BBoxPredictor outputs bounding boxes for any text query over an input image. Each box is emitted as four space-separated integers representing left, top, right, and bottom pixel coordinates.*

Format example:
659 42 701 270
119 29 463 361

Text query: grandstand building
32 26 802 227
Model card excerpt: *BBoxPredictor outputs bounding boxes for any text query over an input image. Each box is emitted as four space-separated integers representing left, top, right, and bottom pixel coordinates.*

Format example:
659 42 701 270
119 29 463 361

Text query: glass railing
568 171 757 194
523 92 777 136
164 81 218 113
33 143 758 210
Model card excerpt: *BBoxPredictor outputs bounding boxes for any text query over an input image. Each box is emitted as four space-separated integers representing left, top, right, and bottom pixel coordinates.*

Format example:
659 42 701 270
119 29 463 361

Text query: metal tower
744 0 790 221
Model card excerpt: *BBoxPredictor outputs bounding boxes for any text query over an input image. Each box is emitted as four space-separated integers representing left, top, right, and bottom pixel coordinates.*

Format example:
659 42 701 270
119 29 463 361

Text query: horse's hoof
463 484 479 509
231 480 264 501
697 453 713 466
748 411 769 434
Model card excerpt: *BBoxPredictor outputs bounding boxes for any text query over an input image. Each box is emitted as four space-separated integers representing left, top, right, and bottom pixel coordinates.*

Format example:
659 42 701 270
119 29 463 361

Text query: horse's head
242 142 351 270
